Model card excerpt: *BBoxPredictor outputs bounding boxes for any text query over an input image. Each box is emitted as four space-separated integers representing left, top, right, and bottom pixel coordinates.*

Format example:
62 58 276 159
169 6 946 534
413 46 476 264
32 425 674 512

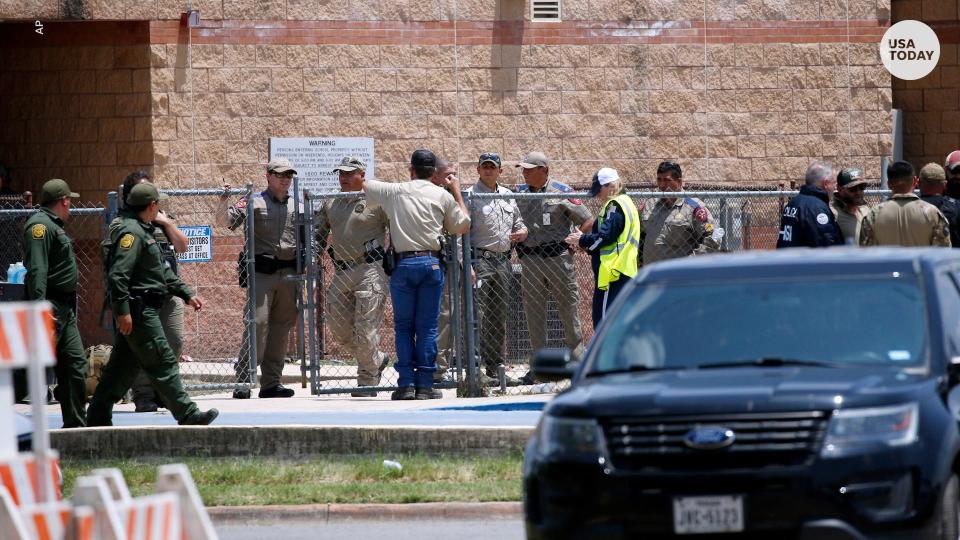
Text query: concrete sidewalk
208 502 522 524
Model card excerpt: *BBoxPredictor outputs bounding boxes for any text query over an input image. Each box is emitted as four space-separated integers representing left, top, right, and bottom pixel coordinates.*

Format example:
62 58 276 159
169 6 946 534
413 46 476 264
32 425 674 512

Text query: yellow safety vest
597 194 642 291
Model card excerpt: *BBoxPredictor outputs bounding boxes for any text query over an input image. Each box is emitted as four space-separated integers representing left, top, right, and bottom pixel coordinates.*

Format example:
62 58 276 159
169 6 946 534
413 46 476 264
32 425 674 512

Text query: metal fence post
448 234 463 387
293 176 306 380
243 183 258 390
105 191 117 232
460 190 480 397
302 190 320 395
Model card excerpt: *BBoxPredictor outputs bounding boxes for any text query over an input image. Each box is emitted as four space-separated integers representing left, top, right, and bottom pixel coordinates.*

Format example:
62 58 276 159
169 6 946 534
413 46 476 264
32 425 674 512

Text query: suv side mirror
532 348 578 381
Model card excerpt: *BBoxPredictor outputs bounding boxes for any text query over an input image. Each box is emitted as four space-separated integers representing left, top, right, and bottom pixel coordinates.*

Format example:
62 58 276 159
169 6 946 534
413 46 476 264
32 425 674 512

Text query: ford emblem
683 426 736 450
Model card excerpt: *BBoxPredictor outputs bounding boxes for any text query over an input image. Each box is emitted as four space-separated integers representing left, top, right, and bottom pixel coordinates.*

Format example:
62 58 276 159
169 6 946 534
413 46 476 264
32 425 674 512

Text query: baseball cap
589 167 620 196
332 156 366 173
266 158 297 175
945 150 960 173
837 168 868 189
516 152 549 169
40 179 79 204
920 163 947 183
478 152 501 167
126 182 168 206
411 149 437 168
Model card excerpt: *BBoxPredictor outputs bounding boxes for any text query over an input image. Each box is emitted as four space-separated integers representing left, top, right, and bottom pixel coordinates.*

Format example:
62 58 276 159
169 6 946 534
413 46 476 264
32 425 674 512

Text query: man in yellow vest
566 168 641 328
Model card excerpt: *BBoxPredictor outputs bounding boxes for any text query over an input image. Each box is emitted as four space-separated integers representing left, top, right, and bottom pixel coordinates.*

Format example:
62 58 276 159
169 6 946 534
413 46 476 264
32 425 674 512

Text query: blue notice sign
177 225 212 263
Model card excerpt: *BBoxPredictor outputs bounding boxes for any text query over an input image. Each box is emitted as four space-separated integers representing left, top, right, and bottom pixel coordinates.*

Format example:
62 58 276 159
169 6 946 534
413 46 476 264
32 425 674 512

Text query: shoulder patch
354 201 366 214
693 207 708 222
31 223 46 239
816 212 829 225
516 183 530 193
119 233 135 250
683 197 701 209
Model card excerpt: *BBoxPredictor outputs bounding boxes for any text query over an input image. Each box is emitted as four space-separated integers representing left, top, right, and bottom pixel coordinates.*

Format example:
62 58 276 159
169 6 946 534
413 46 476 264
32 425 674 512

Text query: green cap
40 179 79 204
332 156 366 172
126 182 168 206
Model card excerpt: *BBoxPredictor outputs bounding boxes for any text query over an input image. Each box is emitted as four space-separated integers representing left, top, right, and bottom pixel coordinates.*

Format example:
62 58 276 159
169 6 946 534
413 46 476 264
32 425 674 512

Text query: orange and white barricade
0 453 63 506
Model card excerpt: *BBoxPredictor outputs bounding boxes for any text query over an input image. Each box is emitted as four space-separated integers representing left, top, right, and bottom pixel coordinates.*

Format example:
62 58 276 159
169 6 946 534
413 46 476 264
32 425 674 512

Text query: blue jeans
390 256 445 389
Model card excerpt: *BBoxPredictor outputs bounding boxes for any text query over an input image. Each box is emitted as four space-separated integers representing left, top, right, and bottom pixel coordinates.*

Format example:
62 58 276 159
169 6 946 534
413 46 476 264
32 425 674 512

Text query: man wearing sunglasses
832 168 871 245
919 163 960 248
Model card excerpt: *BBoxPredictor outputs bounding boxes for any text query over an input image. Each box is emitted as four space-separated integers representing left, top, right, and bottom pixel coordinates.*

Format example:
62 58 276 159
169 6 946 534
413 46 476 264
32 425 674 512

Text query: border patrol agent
515 152 592 381
860 160 951 247
316 156 390 397
918 162 960 248
115 171 190 413
467 152 527 382
87 183 218 426
21 179 87 428
641 161 722 264
568 168 641 329
363 149 470 400
220 158 302 399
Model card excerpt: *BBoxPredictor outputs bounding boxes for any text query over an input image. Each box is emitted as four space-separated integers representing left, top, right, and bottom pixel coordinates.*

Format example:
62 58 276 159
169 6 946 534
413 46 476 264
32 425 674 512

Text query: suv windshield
590 276 927 374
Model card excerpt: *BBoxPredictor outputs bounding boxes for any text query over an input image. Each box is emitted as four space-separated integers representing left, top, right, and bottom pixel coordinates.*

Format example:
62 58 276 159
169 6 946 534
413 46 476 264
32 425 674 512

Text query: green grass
61 454 523 506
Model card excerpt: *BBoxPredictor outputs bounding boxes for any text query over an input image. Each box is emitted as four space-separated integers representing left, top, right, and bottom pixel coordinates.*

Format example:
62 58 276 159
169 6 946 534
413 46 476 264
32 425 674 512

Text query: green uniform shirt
108 213 193 316
23 207 78 299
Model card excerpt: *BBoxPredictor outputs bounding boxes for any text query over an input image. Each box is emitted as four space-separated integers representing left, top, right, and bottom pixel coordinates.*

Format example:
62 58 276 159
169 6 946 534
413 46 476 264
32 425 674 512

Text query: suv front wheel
923 474 959 540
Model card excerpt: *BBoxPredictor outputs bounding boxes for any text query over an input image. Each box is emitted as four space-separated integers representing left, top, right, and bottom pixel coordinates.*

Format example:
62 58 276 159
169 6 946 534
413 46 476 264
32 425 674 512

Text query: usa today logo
880 20 940 80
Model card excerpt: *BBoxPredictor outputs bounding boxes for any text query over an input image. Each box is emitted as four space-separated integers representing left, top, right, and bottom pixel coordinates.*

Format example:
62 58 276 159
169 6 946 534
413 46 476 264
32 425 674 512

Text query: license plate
673 495 744 534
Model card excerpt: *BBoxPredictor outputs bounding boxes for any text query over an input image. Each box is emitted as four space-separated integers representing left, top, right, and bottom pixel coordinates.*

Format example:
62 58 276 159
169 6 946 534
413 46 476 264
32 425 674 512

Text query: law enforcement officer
860 160 951 247
315 156 390 397
641 161 722 264
946 151 960 200
362 149 470 400
116 171 190 413
566 168 641 329
467 152 527 383
86 183 217 426
515 151 591 382
20 179 87 428
776 161 844 248
430 159 459 383
219 158 302 399
919 163 960 248
832 168 871 245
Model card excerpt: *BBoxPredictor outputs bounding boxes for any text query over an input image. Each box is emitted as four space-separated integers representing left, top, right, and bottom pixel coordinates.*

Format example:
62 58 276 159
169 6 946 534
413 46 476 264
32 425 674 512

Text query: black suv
524 248 960 539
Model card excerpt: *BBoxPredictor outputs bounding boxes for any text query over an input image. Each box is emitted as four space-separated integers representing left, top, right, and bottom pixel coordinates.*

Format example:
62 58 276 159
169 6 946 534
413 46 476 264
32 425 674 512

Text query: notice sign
269 137 375 197
177 226 212 263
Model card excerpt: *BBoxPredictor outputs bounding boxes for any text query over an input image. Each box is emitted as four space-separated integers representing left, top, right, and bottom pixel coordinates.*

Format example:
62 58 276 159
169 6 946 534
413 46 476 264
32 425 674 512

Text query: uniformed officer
362 149 470 400
832 168 871 245
467 152 527 383
430 159 459 383
776 161 844 248
860 160 951 247
315 156 390 397
515 151 591 382
116 171 190 413
641 161 722 264
919 163 960 248
219 158 302 399
20 179 87 428
87 183 217 426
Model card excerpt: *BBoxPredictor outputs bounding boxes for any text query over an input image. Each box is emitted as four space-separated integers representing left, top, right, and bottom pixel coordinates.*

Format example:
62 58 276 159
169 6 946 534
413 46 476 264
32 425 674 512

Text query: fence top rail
300 188 900 202
158 188 249 197
0 207 106 217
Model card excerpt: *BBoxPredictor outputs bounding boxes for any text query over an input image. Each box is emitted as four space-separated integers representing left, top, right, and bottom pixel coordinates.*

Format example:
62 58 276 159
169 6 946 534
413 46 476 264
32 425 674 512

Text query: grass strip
61 454 523 506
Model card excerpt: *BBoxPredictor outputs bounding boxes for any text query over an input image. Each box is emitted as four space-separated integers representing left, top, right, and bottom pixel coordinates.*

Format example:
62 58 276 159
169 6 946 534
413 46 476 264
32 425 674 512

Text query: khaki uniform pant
473 256 511 375
520 252 584 361
327 263 388 385
131 295 183 404
236 268 299 389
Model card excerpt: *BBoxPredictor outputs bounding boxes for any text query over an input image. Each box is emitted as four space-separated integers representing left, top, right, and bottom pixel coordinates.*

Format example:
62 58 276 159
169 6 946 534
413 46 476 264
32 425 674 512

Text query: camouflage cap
266 158 297 175
837 168 867 189
332 156 366 173
126 182 168 206
920 162 947 183
40 179 79 204
516 151 549 169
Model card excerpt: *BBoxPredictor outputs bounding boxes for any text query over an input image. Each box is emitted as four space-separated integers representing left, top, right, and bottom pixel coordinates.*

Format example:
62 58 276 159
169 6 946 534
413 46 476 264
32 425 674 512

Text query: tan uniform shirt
641 196 721 264
364 179 470 253
859 193 951 247
222 190 299 260
467 181 525 253
315 197 389 262
831 198 870 245
516 180 592 247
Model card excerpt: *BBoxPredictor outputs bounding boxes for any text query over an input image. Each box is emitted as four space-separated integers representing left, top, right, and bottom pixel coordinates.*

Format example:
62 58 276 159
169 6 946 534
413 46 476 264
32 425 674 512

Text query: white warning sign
177 226 212 263
269 137 375 197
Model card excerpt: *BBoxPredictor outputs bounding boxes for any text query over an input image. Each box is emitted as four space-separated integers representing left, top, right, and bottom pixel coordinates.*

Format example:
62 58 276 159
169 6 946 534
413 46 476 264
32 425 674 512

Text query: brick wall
892 0 960 168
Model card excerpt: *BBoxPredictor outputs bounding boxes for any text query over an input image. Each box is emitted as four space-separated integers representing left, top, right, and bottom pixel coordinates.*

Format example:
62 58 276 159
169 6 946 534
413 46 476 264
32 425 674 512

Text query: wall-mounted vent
532 1 561 22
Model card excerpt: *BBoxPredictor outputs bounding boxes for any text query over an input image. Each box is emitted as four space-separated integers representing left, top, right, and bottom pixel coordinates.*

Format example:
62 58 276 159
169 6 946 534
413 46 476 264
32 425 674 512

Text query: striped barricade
18 500 71 540
0 301 55 369
0 453 62 506
157 464 217 540
116 493 182 540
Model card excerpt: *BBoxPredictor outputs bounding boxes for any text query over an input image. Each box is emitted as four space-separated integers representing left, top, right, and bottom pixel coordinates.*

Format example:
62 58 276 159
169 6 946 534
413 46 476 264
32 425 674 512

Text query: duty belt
332 257 380 271
398 250 441 259
473 248 510 261
517 241 568 258
129 290 168 309
45 289 77 306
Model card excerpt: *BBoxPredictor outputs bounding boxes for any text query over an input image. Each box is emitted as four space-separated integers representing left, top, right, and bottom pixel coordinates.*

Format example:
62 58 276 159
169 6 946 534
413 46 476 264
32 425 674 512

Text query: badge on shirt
542 212 551 226
693 207 708 222
31 224 46 239
354 202 366 214
119 233 135 250
816 213 829 225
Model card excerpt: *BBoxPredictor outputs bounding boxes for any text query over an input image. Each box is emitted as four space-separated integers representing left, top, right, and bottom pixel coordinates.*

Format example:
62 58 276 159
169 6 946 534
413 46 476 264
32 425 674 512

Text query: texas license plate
673 495 744 534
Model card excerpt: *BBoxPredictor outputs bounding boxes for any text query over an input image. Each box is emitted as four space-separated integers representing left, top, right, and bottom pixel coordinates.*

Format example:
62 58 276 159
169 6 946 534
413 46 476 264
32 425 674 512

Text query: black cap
837 168 867 189
478 152 501 167
411 149 437 168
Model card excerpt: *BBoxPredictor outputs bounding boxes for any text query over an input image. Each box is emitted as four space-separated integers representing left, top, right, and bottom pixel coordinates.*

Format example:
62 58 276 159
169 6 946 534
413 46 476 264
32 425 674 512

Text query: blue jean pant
390 256 445 389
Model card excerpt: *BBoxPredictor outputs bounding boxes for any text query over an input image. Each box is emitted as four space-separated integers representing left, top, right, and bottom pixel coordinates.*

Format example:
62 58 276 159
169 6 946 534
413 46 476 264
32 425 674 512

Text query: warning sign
177 226 212 263
269 137 375 197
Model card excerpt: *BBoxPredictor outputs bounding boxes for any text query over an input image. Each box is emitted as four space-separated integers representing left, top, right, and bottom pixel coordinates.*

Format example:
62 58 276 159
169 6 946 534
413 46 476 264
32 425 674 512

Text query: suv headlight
537 415 605 462
821 403 919 458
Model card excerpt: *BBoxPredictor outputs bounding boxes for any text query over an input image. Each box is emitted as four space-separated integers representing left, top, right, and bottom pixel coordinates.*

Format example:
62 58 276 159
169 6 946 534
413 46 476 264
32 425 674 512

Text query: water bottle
382 460 403 473
5 264 15 283
14 263 26 284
